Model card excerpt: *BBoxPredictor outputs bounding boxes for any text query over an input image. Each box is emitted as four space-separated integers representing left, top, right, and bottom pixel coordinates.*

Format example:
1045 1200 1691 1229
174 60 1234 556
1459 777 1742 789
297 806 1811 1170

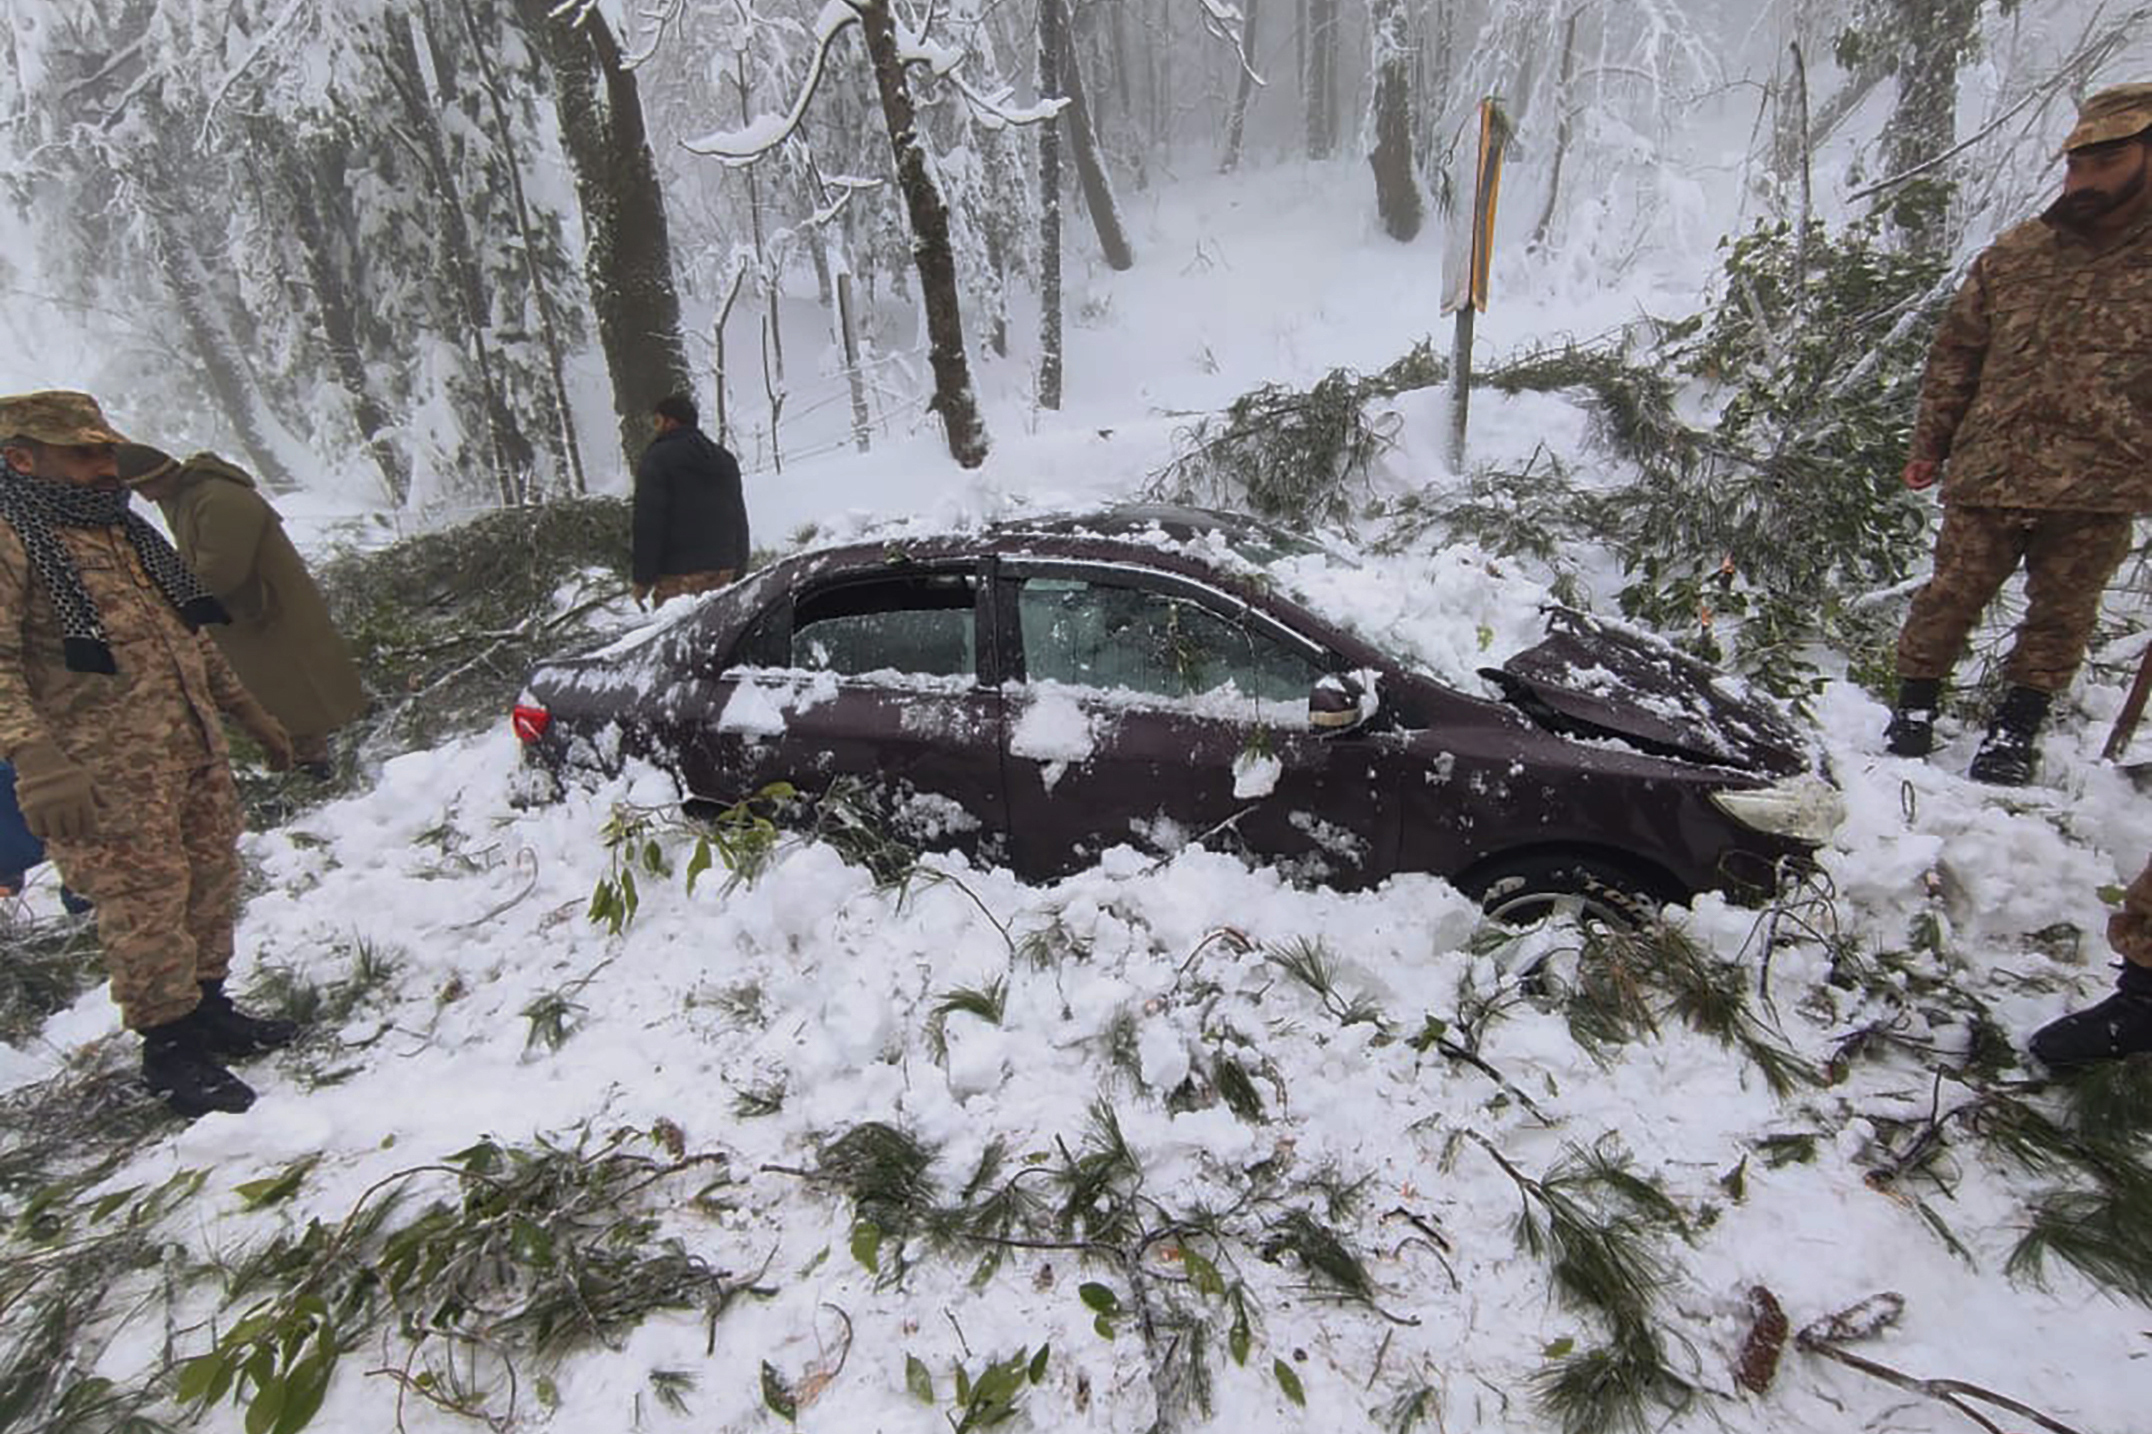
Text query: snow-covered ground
7 149 2152 1434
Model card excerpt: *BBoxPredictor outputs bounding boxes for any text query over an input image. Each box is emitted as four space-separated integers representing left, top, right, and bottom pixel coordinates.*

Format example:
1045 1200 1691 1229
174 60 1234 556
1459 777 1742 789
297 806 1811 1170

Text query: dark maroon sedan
512 506 1839 917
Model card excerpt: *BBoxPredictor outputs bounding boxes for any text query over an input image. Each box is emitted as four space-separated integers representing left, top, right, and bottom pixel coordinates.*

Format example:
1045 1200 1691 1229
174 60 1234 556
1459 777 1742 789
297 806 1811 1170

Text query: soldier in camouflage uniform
0 391 301 1118
1884 83 2152 785
2029 855 2152 1065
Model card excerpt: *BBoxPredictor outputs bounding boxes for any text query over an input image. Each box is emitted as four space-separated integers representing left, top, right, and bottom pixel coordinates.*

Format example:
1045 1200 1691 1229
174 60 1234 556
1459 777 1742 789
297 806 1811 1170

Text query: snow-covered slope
7 145 2152 1434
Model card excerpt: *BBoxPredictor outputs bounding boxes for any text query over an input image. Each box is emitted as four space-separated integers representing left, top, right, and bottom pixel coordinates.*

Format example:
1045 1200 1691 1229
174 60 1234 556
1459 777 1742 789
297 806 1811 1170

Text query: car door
677 562 1010 861
996 560 1395 884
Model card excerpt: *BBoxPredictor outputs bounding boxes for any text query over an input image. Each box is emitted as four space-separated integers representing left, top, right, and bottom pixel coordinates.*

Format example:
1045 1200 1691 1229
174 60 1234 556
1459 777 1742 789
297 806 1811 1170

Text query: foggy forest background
0 0 2145 514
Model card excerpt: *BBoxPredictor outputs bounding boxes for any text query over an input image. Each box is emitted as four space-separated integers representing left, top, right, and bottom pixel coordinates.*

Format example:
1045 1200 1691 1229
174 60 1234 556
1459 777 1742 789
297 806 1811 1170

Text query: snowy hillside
8 0 2152 1421
7 140 2152 1433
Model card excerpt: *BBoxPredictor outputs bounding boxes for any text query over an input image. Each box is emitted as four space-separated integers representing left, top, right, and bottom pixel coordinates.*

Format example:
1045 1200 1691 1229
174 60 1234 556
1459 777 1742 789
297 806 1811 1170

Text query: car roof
782 504 1327 580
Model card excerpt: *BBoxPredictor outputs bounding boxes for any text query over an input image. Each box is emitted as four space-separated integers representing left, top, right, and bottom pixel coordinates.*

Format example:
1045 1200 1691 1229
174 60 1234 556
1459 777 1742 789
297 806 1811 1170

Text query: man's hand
12 740 96 842
631 582 652 610
224 693 295 771
1902 459 1940 491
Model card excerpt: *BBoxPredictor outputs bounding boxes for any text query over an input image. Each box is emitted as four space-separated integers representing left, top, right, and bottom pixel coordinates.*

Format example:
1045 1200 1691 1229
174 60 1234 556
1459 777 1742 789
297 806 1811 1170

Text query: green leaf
273 1350 334 1434
90 1184 140 1222
1542 1336 1575 1358
1093 1314 1115 1340
685 837 713 895
1027 1344 1050 1384
1272 1358 1305 1406
1229 1294 1251 1365
244 1372 286 1434
175 1353 227 1406
236 1158 318 1209
760 1362 796 1424
1182 1247 1226 1299
905 1353 933 1403
955 1362 972 1404
850 1219 883 1272
1077 1281 1120 1314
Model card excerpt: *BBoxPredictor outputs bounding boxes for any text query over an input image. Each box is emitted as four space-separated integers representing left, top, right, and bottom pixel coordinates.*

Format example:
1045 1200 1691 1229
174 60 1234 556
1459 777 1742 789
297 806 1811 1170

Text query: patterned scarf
0 459 227 674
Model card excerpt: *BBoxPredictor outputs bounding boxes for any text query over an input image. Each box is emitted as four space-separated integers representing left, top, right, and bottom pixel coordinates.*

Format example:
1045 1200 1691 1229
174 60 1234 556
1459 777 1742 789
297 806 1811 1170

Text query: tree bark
1039 0 1065 410
1528 7 1579 250
1221 0 1260 174
857 0 990 469
1368 0 1422 242
1306 0 1339 159
379 12 526 505
515 0 692 477
459 0 585 498
268 127 412 505
1056 12 1134 272
1881 0 1979 251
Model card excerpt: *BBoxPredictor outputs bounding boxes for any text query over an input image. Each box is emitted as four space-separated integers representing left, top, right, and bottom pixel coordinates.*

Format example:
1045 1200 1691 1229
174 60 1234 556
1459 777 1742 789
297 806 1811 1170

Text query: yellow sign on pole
1444 97 1510 471
1441 98 1512 316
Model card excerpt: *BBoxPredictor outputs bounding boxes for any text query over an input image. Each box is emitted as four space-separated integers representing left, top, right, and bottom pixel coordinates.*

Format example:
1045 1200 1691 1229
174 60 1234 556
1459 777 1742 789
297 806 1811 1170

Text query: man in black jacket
631 394 749 607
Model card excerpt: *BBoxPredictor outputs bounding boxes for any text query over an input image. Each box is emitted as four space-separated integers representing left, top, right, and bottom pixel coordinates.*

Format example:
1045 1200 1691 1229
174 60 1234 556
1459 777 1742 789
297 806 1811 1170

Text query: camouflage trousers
1896 505 2133 694
44 761 243 1030
652 569 735 604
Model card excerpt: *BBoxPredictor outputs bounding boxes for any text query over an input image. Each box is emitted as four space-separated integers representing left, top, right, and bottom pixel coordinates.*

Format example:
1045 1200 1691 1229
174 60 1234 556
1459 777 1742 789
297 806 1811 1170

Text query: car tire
1462 852 1670 930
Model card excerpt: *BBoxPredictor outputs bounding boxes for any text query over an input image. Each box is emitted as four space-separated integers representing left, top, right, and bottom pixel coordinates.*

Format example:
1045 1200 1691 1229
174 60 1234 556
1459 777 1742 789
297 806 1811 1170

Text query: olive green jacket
156 455 365 742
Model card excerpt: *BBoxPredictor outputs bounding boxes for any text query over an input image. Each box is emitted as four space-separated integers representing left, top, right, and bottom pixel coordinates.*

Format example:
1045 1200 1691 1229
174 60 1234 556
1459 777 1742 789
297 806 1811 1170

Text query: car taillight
511 703 551 744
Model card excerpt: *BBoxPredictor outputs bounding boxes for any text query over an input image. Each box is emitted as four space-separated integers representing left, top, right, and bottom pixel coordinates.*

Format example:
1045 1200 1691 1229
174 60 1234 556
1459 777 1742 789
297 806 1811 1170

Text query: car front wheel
1462 851 1672 930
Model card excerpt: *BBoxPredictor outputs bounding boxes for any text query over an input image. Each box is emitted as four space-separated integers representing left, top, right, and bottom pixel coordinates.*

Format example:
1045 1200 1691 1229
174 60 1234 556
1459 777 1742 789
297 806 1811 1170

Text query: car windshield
1150 521 1555 694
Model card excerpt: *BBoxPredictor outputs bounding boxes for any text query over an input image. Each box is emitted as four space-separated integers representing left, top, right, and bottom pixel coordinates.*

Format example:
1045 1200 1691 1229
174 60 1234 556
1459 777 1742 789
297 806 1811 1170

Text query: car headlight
1709 773 1844 844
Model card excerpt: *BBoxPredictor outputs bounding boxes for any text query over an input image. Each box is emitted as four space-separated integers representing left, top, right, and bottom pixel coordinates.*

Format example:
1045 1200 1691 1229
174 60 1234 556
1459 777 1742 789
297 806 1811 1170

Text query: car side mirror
1310 671 1376 734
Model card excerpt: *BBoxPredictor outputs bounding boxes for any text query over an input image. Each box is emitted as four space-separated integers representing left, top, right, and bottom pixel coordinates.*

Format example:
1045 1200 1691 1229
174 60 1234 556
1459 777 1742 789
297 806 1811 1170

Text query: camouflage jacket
0 519 248 777
1911 208 2152 512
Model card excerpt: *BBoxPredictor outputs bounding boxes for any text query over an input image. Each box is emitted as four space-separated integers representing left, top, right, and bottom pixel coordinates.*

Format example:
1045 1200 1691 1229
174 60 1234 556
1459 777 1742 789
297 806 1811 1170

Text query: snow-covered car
511 505 1839 916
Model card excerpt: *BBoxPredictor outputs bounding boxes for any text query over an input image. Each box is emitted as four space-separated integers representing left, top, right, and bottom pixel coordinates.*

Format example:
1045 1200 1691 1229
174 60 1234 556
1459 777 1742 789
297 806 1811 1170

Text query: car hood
1478 608 1810 776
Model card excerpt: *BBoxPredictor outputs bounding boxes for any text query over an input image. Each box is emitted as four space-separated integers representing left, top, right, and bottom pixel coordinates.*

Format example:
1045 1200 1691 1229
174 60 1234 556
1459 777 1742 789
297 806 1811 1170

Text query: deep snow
6 145 2152 1434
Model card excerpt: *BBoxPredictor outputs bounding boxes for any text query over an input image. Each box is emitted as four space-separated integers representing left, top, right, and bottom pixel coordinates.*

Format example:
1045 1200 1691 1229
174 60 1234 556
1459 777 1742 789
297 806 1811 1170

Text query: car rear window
791 573 978 679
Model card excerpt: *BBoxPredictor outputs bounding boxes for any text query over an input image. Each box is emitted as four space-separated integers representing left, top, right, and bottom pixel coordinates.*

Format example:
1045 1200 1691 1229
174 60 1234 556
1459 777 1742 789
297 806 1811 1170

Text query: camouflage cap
116 442 178 486
0 390 127 447
2064 81 2152 152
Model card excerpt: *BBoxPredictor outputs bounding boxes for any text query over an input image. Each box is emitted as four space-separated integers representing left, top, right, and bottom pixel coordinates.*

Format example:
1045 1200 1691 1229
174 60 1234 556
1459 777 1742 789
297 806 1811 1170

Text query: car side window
791 574 978 678
1016 576 1319 703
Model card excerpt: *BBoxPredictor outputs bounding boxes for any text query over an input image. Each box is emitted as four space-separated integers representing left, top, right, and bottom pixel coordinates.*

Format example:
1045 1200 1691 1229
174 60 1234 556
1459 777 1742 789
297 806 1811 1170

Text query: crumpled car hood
1480 608 1810 776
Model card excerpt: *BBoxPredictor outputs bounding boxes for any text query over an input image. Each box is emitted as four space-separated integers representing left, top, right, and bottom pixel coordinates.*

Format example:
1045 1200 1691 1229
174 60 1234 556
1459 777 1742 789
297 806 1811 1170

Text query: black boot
190 978 299 1057
1967 684 2053 786
1883 677 1943 758
142 1017 256 1118
2028 962 2152 1069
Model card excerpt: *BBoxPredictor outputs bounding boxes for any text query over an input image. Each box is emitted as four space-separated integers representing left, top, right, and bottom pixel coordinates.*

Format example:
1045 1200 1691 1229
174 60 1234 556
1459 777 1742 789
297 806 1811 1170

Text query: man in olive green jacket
1883 82 2152 785
118 445 365 780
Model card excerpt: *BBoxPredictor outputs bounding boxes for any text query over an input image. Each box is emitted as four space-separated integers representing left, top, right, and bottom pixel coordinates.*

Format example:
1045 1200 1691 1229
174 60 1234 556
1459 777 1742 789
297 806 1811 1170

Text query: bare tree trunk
1222 0 1261 174
1880 0 1979 251
1529 7 1579 250
837 269 872 451
147 218 299 492
458 0 585 498
1790 41 1813 303
1040 0 1065 410
1056 8 1135 271
858 0 990 468
1368 0 1422 241
1306 0 1339 158
265 127 410 505
514 0 691 477
712 261 749 450
380 13 525 505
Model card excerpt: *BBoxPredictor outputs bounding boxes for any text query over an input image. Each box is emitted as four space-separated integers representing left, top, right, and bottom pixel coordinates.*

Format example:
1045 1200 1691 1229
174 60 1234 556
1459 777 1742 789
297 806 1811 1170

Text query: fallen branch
1797 1294 2086 1434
